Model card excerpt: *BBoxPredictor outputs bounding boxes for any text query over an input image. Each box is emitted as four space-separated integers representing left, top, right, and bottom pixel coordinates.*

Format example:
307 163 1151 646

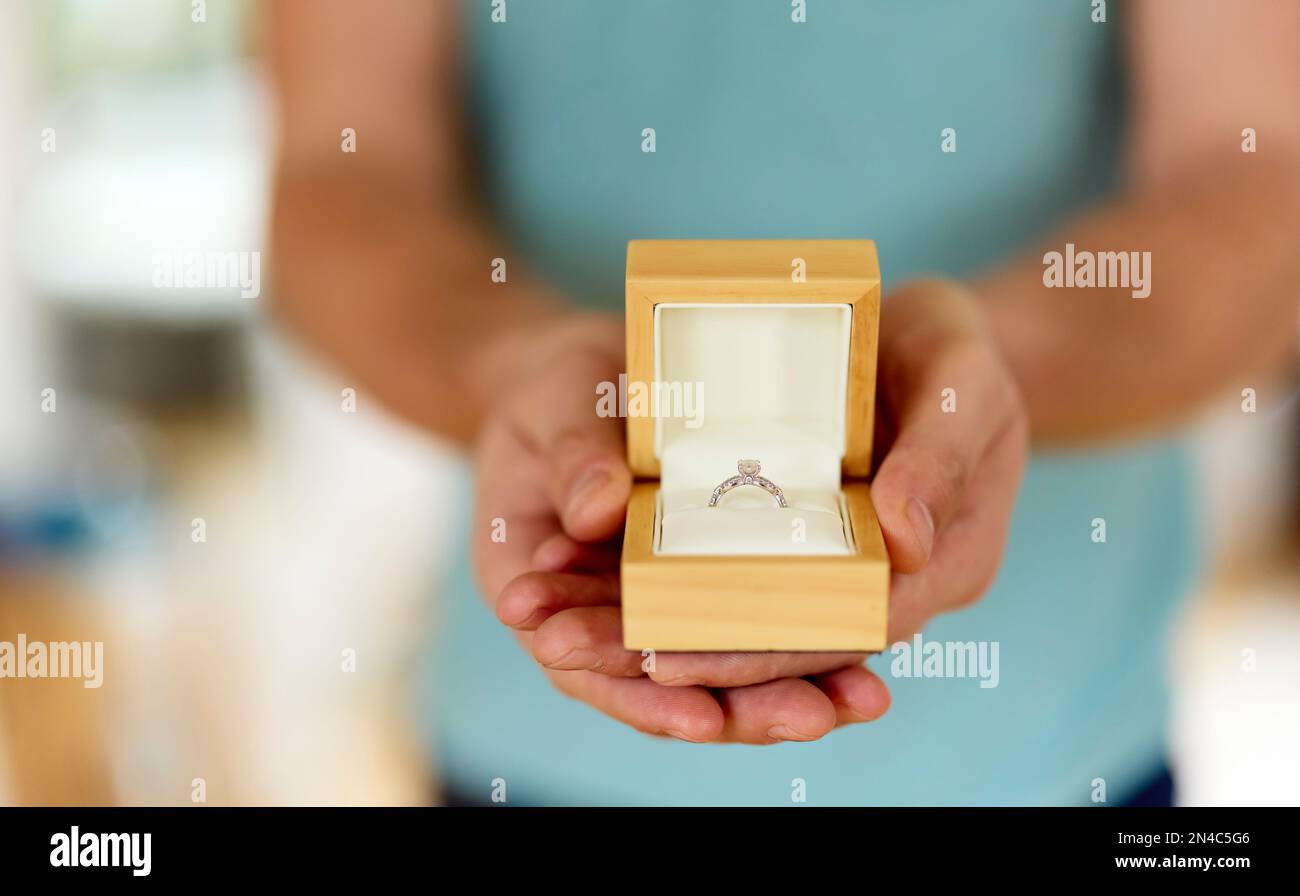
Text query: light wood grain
622 240 888 651
621 483 889 652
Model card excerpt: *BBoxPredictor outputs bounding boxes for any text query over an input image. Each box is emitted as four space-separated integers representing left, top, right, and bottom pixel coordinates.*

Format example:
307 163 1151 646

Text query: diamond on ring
708 459 788 508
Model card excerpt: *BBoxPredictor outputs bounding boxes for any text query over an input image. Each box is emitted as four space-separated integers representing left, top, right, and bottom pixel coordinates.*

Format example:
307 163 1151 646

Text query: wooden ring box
621 240 889 652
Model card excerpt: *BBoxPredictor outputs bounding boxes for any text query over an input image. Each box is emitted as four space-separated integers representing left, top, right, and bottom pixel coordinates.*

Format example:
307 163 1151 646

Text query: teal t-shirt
423 0 1200 805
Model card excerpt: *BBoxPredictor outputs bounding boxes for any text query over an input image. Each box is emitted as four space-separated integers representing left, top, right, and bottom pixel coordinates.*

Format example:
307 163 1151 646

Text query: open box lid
625 240 882 486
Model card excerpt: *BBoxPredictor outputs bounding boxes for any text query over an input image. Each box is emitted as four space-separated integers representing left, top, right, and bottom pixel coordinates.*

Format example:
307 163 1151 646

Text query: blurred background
0 0 1296 806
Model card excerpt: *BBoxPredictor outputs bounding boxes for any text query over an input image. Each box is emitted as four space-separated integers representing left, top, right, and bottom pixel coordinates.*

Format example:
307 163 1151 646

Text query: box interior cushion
652 302 853 556
656 486 854 556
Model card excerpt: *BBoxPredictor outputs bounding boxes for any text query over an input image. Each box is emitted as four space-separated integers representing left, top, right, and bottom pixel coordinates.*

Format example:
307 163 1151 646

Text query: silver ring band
708 459 788 508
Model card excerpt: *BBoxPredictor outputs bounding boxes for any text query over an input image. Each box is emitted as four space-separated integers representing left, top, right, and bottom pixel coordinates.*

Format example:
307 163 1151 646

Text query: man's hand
472 281 1027 744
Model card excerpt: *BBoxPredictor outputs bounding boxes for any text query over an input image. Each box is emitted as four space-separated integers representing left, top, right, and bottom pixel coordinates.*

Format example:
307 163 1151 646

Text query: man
268 0 1299 804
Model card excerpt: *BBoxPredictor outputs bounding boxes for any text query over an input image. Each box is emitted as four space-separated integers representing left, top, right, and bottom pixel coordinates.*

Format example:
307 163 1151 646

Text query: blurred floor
0 332 460 805
0 572 116 804
1171 564 1300 806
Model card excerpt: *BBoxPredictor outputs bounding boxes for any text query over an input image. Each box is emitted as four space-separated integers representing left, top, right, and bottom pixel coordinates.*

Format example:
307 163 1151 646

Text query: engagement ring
708 459 787 508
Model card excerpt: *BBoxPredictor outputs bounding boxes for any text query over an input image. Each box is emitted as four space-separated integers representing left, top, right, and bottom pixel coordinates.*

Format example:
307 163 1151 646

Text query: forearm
270 161 615 444
977 150 1300 444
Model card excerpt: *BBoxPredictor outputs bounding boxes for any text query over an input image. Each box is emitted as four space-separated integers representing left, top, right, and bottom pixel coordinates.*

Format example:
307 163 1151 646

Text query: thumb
542 418 632 542
506 320 632 542
871 281 1021 573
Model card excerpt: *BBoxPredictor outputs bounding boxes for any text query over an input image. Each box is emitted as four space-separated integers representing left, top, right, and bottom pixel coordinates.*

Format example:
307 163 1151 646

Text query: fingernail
906 496 935 563
547 648 604 671
567 467 609 518
767 725 816 743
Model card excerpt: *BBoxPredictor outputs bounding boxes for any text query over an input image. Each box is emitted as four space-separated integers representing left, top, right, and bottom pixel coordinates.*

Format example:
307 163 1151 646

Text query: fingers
475 312 922 746
530 606 643 676
472 328 628 632
872 349 1014 573
716 678 838 743
535 616 893 742
547 664 881 746
531 531 622 573
938 408 1029 609
872 280 1026 573
886 411 1028 640
541 422 633 542
810 664 892 726
647 650 869 688
545 668 724 742
529 606 869 689
504 337 632 544
496 571 620 630
472 416 563 599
